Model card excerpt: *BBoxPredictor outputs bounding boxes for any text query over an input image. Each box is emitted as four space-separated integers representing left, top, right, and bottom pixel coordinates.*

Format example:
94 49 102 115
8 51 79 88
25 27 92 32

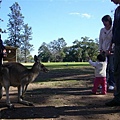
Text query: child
89 53 107 95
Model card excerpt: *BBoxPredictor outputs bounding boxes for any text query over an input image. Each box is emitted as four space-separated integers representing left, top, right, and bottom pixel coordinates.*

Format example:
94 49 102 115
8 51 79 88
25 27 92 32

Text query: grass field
27 62 94 87
20 62 94 89
22 62 90 69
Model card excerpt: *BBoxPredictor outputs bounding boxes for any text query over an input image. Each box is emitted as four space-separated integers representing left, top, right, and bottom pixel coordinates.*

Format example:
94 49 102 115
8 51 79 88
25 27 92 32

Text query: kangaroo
0 55 48 108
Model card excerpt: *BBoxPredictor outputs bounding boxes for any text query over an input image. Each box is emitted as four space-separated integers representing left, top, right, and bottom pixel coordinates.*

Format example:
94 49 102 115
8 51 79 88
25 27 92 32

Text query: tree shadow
1 104 120 119
0 87 118 119
0 87 93 107
35 67 94 82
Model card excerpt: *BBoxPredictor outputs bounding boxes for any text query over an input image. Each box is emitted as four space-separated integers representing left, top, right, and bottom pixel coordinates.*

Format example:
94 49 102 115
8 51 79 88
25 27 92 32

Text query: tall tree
0 0 4 33
0 0 2 7
0 0 2 33
81 37 98 61
73 39 82 62
49 38 67 61
20 24 33 62
4 2 24 47
38 42 51 62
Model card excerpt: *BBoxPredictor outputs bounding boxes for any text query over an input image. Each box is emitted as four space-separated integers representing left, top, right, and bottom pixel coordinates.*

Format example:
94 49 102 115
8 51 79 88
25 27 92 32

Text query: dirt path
0 78 120 120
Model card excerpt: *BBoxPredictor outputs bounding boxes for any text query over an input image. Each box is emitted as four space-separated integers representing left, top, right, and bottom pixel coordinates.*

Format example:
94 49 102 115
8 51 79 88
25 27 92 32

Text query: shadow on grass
0 86 118 119
25 87 93 97
35 67 94 82
1 100 120 119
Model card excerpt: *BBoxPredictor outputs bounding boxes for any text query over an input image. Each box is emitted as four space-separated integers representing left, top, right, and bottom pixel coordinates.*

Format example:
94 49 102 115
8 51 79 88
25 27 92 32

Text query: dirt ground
0 69 120 120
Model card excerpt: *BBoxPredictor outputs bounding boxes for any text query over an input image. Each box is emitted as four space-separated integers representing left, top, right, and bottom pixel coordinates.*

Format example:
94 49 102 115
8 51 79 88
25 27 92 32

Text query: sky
0 0 118 56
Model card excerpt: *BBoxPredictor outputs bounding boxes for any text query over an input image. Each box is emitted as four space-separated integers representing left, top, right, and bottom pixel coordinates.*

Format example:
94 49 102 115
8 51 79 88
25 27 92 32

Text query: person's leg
106 46 120 106
0 55 3 99
92 77 100 94
108 54 115 89
106 56 110 83
114 46 120 96
0 83 3 99
101 77 107 94
0 54 2 72
0 54 3 66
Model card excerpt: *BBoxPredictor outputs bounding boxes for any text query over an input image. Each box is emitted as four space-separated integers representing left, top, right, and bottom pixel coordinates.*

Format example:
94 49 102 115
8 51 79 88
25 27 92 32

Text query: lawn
33 62 93 83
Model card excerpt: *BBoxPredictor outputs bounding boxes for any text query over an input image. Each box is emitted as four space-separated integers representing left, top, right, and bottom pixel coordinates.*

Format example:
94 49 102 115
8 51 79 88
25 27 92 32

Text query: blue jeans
107 54 115 86
113 46 120 101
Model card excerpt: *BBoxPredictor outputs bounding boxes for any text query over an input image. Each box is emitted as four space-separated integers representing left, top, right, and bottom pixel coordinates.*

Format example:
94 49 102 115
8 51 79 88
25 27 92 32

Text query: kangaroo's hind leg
17 85 33 106
4 85 14 108
2 67 14 109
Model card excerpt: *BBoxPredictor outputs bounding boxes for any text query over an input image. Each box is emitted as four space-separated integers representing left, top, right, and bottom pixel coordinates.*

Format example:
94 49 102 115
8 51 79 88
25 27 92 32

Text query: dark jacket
0 39 5 55
112 6 120 45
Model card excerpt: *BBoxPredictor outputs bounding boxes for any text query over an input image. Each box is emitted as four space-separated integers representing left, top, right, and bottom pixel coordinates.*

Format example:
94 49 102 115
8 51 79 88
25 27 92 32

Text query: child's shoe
108 86 114 90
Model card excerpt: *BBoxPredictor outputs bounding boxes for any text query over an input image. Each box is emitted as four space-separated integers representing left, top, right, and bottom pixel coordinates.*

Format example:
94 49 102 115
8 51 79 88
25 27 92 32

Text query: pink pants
92 77 107 94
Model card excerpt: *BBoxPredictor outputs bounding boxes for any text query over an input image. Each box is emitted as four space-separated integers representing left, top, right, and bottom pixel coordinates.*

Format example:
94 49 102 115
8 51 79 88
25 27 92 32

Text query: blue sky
0 0 117 56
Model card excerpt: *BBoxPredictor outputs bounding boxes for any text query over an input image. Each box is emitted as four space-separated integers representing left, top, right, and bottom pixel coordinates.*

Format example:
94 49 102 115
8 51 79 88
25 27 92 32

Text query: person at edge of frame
0 34 7 99
0 34 7 67
106 0 120 106
99 15 115 91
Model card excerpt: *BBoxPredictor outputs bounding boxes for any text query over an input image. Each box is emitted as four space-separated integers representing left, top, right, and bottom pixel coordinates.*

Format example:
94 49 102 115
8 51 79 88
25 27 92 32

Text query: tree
87 39 98 61
38 36 98 62
0 0 2 34
4 2 24 47
4 2 34 62
20 24 33 63
0 0 6 34
64 37 98 62
38 38 67 62
73 39 82 62
63 46 75 62
38 42 51 62
49 38 67 62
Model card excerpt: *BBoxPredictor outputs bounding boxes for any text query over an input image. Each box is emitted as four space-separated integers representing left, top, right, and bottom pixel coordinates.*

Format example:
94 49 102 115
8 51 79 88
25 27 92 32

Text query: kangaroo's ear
34 55 39 62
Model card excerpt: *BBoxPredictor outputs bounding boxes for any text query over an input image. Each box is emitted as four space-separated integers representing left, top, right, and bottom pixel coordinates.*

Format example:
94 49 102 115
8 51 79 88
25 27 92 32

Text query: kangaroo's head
34 55 48 72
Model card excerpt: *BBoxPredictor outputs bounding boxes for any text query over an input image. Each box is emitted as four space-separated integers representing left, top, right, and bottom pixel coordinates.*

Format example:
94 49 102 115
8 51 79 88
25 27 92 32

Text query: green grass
44 62 90 69
21 62 94 87
22 62 90 69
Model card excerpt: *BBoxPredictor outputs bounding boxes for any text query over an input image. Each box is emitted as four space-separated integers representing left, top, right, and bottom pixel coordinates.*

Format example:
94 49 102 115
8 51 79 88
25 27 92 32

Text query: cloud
81 13 91 19
69 12 92 19
69 12 80 15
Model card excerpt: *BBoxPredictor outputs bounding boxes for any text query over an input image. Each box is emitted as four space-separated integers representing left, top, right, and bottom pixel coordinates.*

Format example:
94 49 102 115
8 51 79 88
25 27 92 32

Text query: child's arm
88 59 97 67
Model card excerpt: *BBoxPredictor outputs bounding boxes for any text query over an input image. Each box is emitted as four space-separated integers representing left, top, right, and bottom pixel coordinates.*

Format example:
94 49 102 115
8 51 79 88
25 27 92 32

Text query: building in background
3 46 17 62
